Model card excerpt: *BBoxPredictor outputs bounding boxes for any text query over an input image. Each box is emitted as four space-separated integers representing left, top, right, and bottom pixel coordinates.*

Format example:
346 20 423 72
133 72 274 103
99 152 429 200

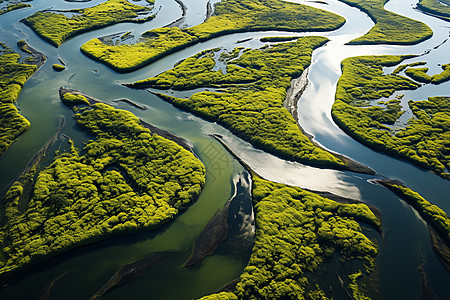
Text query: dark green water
0 0 449 299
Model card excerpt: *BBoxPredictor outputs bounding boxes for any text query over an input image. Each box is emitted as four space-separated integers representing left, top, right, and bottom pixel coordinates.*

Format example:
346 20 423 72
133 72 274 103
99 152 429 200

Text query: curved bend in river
128 37 375 174
80 0 346 72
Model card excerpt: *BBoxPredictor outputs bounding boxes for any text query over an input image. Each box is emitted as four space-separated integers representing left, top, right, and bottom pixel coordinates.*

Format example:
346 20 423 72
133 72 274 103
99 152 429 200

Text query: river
0 0 449 298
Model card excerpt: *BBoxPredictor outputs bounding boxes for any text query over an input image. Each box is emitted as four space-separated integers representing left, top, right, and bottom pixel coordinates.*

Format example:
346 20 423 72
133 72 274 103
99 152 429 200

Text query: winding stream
0 0 449 298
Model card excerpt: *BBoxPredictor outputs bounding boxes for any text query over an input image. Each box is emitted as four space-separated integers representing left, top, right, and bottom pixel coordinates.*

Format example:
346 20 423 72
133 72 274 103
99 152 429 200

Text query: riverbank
131 37 375 174
22 0 155 47
332 55 450 180
0 90 206 280
376 179 450 272
59 87 194 151
0 41 46 157
80 0 345 72
339 0 433 45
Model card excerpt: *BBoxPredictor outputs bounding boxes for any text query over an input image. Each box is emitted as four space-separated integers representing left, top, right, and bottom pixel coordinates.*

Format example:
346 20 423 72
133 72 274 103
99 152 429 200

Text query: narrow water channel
0 0 449 299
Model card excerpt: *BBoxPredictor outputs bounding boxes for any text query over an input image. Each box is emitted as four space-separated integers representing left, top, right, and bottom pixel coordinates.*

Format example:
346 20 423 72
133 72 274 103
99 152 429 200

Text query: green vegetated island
199 175 381 299
339 0 433 45
417 0 450 22
52 63 65 72
80 0 346 72
0 1 31 16
0 90 206 278
128 37 374 174
0 41 45 157
332 55 450 179
22 0 155 47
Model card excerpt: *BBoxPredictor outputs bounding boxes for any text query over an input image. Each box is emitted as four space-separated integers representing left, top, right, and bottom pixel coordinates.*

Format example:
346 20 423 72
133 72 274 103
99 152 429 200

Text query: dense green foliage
129 37 357 171
332 55 450 179
259 36 299 42
348 271 371 300
379 181 450 245
430 63 450 84
391 61 426 75
403 63 450 84
201 176 379 299
339 0 433 45
0 49 37 156
0 1 31 15
417 0 450 22
0 2 30 15
0 95 206 277
80 0 345 72
23 0 154 47
198 292 238 300
52 64 65 72
61 92 90 107
404 67 431 83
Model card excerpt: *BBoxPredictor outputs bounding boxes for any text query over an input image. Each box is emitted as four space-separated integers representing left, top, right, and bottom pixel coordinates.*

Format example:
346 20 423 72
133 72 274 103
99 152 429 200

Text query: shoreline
375 179 450 271
59 87 194 152
283 69 375 175
211 133 382 231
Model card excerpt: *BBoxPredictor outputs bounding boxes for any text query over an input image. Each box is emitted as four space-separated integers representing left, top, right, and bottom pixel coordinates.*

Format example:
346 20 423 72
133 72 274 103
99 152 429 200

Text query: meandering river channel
0 0 449 298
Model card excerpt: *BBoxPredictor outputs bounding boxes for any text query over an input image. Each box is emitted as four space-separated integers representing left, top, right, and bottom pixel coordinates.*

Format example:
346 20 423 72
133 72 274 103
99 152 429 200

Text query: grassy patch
200 176 380 299
0 94 206 278
259 36 299 42
404 67 431 83
417 0 450 22
128 37 364 171
52 64 65 72
0 46 38 156
431 63 450 84
332 55 450 179
0 2 30 16
22 0 154 47
80 0 345 72
339 0 433 45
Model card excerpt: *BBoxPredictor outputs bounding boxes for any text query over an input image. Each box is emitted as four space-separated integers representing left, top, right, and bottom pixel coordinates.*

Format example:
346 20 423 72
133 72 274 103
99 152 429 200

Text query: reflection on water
201 126 363 199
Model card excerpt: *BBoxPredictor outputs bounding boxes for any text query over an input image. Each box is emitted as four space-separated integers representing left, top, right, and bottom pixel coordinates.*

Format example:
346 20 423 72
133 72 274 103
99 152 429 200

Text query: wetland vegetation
339 0 433 45
128 37 374 173
0 91 205 278
0 2 30 16
0 42 42 157
80 0 345 72
200 175 380 299
417 0 450 22
52 64 65 72
403 63 450 84
332 55 450 179
22 0 155 47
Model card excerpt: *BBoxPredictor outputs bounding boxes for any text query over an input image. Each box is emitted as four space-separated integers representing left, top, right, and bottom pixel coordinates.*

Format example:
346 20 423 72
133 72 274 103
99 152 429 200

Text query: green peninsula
0 2 30 16
80 0 345 72
332 55 450 179
0 43 41 157
22 0 155 47
128 37 374 173
0 91 205 277
339 0 433 45
417 0 450 22
200 175 380 299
